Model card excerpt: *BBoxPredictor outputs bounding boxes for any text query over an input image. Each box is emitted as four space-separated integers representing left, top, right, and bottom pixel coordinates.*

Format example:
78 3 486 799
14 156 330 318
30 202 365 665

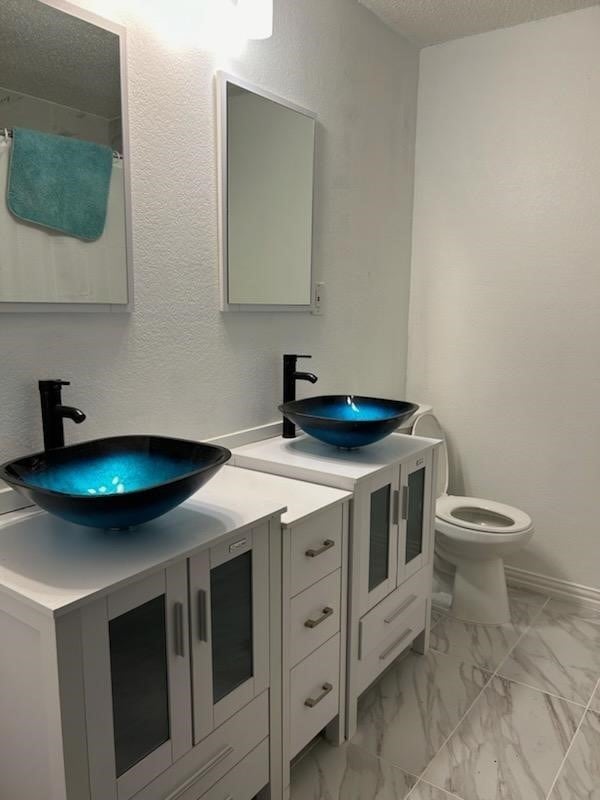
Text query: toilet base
451 556 511 625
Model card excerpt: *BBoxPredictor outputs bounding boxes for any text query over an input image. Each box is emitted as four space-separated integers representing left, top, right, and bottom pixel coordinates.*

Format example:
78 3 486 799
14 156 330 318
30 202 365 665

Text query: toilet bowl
411 412 534 625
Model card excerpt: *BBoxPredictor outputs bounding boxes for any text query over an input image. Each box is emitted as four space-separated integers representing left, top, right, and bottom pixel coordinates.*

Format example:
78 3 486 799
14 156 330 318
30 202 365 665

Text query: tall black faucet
282 354 318 438
39 380 86 450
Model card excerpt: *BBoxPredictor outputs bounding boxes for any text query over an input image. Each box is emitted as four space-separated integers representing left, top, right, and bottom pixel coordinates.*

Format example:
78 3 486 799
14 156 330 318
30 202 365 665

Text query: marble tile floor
291 585 600 800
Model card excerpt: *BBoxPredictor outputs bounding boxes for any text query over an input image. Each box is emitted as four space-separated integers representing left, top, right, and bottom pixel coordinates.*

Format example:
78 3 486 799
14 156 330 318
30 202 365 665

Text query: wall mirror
0 0 131 309
217 73 316 311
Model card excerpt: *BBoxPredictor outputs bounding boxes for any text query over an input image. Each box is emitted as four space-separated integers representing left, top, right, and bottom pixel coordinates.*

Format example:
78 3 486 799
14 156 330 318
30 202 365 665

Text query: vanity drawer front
357 599 426 695
359 567 429 659
290 505 343 596
131 692 268 800
198 738 269 800
290 569 341 667
290 633 341 758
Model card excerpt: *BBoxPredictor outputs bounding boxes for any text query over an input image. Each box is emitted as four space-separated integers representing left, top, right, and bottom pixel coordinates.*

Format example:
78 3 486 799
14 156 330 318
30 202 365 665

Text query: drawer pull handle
384 594 417 624
163 745 234 800
392 489 400 525
305 539 335 558
174 602 185 657
304 682 333 708
304 606 334 628
379 628 413 661
401 485 410 521
198 589 208 642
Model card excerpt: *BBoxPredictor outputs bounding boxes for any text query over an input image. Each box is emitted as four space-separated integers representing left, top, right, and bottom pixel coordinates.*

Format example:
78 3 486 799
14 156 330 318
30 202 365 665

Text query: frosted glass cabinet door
189 524 269 744
398 450 433 583
359 466 399 614
81 563 192 800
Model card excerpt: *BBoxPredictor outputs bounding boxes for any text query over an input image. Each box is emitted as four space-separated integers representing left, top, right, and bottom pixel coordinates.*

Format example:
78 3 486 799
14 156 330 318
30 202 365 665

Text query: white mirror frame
0 0 134 313
216 71 317 313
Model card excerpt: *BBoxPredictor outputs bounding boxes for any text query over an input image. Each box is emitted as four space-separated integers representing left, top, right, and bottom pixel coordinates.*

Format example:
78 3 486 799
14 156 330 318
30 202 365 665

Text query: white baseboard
433 559 600 612
505 565 600 610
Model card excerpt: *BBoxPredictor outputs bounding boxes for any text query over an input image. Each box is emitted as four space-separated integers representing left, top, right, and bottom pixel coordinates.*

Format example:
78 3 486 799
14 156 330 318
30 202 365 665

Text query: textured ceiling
0 0 121 119
359 0 600 46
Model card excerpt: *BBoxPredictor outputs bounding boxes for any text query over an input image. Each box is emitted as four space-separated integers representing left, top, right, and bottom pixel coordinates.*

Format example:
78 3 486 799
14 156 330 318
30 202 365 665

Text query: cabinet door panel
109 595 169 778
398 451 433 583
82 564 192 800
358 466 399 614
190 524 270 742
210 549 254 703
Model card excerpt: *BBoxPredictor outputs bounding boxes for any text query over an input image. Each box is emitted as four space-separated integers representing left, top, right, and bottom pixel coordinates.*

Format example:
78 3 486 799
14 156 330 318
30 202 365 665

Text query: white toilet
410 411 534 625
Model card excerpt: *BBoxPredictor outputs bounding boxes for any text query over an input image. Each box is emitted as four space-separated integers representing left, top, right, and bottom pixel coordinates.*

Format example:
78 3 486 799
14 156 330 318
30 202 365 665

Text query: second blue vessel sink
0 435 231 530
279 395 419 448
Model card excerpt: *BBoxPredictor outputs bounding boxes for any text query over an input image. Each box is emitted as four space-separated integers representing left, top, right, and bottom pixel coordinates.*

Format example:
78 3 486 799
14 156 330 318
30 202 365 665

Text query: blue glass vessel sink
279 395 419 449
0 435 231 529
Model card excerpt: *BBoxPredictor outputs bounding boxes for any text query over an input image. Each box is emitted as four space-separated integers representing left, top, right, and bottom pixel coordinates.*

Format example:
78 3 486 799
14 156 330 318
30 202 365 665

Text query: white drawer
359 567 429 659
290 569 341 667
198 738 269 800
357 598 427 695
290 633 341 758
290 505 343 597
131 692 268 800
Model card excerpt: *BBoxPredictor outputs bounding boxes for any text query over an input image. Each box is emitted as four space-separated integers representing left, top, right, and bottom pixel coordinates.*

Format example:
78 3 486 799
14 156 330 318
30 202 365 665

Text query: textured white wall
408 7 600 589
0 1 418 457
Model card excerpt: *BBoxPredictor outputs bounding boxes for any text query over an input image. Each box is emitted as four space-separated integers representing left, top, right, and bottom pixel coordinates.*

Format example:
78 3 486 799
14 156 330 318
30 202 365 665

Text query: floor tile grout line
543 676 600 800
347 591 552 798
428 594 551 679
348 740 422 785
488 671 589 709
416 663 497 785
408 776 468 800
492 594 600 708
349 649 495 791
490 595 551 679
413 595 552 790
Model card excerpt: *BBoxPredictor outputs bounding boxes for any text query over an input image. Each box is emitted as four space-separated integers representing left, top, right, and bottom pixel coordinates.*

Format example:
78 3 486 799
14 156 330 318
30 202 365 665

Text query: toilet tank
396 403 433 434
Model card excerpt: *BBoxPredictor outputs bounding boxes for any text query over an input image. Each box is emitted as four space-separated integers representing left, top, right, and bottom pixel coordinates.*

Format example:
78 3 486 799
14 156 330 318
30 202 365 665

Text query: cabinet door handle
163 745 234 800
304 606 334 628
401 485 409 520
384 594 417 624
198 589 208 642
392 489 400 525
305 539 335 558
174 602 185 657
304 682 333 708
379 628 413 660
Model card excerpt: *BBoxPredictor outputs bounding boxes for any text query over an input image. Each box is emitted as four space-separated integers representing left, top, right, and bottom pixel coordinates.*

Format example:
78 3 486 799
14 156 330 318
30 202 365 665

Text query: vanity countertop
232 432 441 491
218 464 350 527
0 465 286 618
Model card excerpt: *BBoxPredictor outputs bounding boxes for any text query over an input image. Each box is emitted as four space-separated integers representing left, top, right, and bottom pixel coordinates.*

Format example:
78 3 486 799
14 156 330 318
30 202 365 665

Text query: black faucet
39 380 86 450
282 354 318 438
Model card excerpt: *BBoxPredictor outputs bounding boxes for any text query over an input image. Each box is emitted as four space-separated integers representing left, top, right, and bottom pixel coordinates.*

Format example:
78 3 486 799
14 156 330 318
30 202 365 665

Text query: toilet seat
436 494 532 534
411 409 534 624
411 411 533 534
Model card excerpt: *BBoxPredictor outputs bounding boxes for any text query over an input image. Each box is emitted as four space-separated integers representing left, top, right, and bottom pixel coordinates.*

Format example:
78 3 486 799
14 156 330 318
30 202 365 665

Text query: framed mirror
217 72 316 312
0 0 132 309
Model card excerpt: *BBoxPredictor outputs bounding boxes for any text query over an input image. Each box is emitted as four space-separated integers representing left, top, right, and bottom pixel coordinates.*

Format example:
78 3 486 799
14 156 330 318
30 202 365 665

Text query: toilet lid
411 412 448 497
436 494 533 533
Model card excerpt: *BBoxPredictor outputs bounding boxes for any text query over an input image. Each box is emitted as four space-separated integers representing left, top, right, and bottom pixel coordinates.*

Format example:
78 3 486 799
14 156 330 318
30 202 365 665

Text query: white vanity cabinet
232 431 440 737
0 467 285 800
214 467 351 800
280 491 350 770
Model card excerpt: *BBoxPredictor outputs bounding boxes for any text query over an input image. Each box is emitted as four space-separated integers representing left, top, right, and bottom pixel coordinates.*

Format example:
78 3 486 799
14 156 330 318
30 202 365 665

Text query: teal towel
7 128 113 241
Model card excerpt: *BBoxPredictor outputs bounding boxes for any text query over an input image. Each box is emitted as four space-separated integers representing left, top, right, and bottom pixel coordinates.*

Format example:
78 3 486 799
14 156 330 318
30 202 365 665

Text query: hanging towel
7 128 113 241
